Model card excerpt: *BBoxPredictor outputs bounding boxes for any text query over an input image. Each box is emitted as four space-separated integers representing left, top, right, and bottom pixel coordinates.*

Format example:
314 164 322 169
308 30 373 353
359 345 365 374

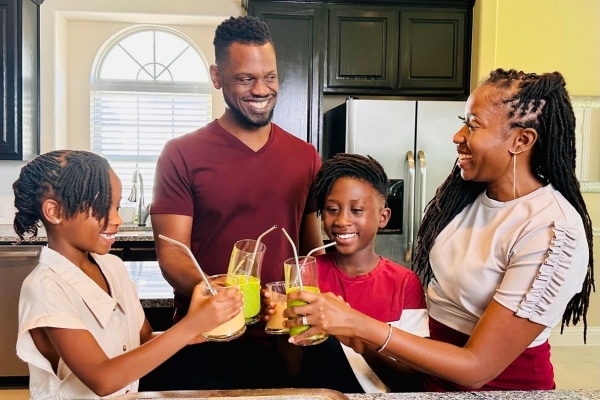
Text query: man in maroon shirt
151 16 323 390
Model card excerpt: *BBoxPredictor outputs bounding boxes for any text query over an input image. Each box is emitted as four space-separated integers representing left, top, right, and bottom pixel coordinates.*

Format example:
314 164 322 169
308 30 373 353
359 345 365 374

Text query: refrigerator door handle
404 151 415 263
417 150 427 223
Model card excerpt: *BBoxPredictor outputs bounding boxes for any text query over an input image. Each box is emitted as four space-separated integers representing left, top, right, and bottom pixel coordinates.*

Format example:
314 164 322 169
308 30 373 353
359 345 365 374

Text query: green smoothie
286 285 319 337
236 275 261 322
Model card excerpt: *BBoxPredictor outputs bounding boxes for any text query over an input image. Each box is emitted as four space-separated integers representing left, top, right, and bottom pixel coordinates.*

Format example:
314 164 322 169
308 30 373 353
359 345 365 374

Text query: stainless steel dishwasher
0 244 41 377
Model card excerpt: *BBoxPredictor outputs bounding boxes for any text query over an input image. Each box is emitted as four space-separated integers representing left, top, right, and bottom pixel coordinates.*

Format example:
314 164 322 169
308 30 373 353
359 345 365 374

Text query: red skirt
423 317 556 391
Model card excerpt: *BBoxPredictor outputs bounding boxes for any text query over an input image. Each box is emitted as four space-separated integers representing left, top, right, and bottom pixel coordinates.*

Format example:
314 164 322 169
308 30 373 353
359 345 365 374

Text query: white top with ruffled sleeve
428 184 589 347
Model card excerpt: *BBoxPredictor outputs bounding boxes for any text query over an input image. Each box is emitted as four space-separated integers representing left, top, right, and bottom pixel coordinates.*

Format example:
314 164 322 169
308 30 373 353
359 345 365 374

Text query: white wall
41 0 245 152
0 0 245 221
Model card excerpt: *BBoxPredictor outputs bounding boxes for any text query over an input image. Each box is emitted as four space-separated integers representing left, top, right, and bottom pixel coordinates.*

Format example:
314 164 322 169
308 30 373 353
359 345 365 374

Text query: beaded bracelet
377 323 393 352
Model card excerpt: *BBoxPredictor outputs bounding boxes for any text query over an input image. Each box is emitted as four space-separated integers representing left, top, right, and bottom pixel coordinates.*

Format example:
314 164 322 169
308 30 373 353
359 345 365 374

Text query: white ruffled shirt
17 247 145 399
428 184 589 347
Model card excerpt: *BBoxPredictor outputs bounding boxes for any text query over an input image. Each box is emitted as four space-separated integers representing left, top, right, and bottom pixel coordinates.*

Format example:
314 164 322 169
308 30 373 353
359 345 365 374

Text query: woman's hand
283 290 363 343
338 335 369 354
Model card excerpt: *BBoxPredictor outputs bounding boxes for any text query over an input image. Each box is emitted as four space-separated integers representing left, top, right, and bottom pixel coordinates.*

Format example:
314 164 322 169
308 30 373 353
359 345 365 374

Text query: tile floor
0 346 598 399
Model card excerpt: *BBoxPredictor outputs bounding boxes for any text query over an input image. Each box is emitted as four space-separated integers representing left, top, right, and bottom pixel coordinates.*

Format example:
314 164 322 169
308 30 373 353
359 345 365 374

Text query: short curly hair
310 153 389 217
214 16 273 65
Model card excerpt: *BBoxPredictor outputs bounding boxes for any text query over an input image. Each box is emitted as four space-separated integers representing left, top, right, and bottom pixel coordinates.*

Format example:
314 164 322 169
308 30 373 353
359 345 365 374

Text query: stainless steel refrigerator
323 98 465 267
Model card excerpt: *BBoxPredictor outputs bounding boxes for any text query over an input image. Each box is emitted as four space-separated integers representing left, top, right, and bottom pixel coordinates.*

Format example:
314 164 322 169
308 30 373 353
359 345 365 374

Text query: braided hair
13 150 113 242
311 153 389 217
214 16 274 66
413 68 594 341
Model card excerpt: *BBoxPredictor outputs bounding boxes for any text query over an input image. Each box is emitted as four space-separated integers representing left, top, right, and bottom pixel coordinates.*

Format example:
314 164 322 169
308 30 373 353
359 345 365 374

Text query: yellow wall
472 0 600 341
472 0 600 96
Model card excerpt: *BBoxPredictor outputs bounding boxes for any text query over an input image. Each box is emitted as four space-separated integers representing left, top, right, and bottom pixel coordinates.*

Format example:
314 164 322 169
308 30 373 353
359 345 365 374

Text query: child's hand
260 286 277 323
185 283 243 341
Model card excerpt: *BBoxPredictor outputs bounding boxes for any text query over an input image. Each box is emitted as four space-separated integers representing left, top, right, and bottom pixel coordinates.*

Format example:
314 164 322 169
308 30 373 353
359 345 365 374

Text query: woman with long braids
284 69 594 391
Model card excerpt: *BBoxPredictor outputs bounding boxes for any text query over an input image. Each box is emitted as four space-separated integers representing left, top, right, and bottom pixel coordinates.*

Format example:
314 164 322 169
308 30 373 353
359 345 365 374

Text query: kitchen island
0 224 172 309
348 391 600 399
112 388 600 399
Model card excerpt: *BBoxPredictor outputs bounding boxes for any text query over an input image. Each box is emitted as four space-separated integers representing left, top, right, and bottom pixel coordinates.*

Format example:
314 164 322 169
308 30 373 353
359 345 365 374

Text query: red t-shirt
152 120 321 318
317 252 427 323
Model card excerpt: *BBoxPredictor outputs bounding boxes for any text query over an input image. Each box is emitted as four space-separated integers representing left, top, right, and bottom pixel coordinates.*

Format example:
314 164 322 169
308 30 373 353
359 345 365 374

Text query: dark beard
224 96 274 129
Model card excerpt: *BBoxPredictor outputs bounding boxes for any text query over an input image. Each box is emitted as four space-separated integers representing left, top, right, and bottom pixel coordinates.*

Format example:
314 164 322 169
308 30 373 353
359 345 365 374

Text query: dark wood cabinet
246 2 326 148
244 0 475 152
327 5 471 95
0 0 42 160
327 6 399 91
398 8 469 94
110 241 157 261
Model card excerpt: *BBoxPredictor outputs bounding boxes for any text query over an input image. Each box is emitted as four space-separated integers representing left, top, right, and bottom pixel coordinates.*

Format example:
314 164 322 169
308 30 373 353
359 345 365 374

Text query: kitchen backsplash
0 161 26 224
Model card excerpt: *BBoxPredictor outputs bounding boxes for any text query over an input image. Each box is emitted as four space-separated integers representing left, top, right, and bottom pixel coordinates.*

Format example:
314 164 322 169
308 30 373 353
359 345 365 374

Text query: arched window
91 26 211 209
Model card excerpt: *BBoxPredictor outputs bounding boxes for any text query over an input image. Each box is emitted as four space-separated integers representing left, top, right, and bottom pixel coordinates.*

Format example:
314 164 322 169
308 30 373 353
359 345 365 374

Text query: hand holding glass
284 256 328 346
201 274 246 342
265 281 289 334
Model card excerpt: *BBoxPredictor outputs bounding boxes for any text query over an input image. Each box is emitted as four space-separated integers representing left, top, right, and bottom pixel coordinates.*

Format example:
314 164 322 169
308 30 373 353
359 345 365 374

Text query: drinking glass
264 281 289 335
227 239 266 325
284 256 328 346
201 274 246 342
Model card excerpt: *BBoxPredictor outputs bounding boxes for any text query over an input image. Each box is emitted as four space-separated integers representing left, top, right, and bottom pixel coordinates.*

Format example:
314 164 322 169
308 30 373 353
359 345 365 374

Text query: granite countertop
347 391 600 399
0 224 155 242
1 224 173 309
113 389 600 399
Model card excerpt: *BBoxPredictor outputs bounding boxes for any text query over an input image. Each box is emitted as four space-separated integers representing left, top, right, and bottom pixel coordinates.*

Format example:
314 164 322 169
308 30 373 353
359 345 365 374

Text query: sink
112 388 350 400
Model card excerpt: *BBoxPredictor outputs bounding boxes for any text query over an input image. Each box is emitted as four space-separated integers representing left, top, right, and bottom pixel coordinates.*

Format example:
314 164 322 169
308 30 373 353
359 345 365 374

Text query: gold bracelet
377 323 393 352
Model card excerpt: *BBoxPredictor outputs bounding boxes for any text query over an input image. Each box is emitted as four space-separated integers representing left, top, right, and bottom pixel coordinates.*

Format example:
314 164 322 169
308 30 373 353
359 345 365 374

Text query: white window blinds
90 27 212 207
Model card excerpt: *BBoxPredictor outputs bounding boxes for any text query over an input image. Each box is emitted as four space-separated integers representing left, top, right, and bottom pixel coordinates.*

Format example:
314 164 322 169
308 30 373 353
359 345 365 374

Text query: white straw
298 241 337 275
158 234 217 295
306 241 336 258
281 227 303 290
245 224 277 278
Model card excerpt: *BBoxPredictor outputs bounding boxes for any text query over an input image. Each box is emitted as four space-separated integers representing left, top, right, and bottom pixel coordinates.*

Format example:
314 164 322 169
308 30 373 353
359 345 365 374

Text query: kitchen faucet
128 169 150 226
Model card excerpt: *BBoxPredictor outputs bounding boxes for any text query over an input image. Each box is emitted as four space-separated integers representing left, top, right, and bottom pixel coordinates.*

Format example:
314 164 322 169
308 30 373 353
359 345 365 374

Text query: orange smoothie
202 310 245 341
265 292 288 333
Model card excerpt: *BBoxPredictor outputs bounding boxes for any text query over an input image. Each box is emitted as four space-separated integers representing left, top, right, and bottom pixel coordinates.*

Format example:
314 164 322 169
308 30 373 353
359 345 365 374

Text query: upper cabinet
327 5 471 95
244 0 475 153
0 0 42 160
326 6 398 92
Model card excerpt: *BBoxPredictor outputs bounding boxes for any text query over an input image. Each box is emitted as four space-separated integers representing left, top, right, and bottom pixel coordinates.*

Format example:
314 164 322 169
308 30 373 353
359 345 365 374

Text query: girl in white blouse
13 150 243 399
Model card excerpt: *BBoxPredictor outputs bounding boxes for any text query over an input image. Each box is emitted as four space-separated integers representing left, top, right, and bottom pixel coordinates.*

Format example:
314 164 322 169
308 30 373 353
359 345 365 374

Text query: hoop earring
509 149 522 200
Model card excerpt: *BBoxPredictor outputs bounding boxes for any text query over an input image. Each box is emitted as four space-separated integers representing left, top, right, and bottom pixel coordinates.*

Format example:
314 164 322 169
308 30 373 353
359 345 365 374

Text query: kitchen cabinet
110 240 157 261
326 6 398 91
244 0 475 153
327 5 472 95
0 0 42 160
245 2 326 147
